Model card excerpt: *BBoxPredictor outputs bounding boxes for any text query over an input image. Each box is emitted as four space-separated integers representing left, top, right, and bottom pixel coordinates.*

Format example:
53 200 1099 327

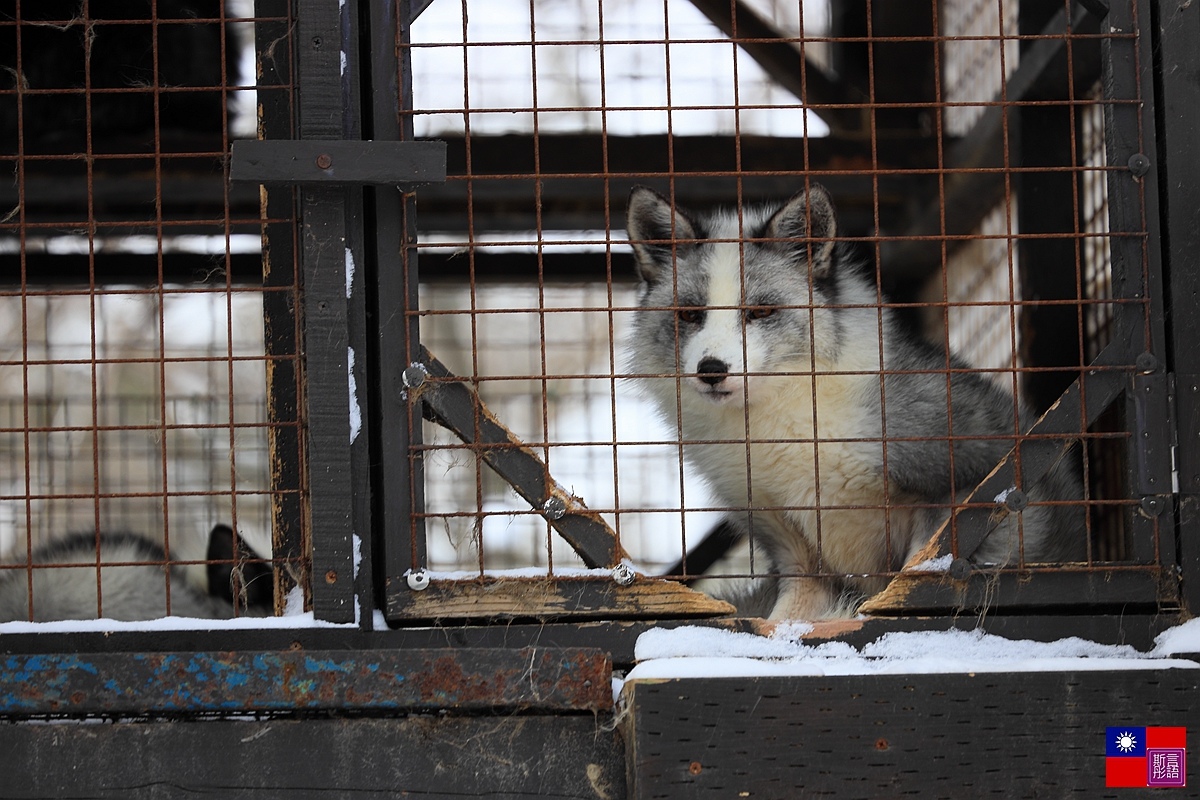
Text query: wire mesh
401 0 1159 618
0 0 299 622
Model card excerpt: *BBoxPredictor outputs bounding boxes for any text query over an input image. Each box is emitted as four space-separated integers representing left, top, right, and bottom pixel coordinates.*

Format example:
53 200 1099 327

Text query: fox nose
696 357 730 386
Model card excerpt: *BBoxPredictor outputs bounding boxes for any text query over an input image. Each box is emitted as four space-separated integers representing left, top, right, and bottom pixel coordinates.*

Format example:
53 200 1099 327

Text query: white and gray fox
626 183 1084 620
0 525 272 622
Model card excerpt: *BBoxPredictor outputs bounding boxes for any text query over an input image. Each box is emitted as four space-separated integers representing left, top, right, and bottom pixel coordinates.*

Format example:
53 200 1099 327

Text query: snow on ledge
0 588 353 634
621 620 1200 686
0 612 356 635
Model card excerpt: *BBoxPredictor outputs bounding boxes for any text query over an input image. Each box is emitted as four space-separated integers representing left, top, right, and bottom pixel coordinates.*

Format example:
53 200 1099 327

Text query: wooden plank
0 612 1181 671
373 0 430 609
296 0 357 622
301 185 357 623
899 358 1126 573
412 349 627 569
387 576 735 622
0 715 626 800
256 0 306 612
0 647 611 716
858 567 1167 616
623 669 1199 797
230 139 447 186
1156 0 1200 617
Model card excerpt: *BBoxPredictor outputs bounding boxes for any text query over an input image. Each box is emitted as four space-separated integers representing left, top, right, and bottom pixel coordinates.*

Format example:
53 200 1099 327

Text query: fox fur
626 184 1084 619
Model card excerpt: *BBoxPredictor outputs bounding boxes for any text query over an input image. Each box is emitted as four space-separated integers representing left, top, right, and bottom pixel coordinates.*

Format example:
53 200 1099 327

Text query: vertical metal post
366 0 428 615
1103 0 1175 574
1153 0 1200 615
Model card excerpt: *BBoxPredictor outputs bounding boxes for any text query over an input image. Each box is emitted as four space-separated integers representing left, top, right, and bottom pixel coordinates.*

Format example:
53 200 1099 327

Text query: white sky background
410 0 831 138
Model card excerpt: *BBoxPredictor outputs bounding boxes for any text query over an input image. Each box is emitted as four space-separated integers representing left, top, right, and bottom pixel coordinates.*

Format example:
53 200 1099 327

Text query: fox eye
746 306 776 320
677 308 704 324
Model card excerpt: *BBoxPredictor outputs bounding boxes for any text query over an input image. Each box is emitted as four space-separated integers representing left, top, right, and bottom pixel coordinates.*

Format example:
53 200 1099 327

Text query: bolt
406 569 430 591
315 153 333 170
542 496 567 520
1141 496 1165 516
612 563 636 586
402 363 428 390
1136 352 1159 373
1003 488 1029 513
948 558 972 580
325 569 338 584
1127 153 1151 177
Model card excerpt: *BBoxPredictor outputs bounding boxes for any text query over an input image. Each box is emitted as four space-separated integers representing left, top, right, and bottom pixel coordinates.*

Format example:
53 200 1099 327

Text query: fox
625 183 1084 620
0 524 272 622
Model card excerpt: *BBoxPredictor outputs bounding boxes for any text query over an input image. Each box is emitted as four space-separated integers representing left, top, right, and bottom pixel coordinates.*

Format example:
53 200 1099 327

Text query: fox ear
626 185 700 285
763 183 837 276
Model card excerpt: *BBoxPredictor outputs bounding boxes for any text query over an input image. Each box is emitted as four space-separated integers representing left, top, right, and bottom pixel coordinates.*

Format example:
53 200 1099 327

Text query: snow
906 554 953 572
420 565 624 582
348 346 362 443
619 621 1200 690
0 612 355 635
1150 617 1200 656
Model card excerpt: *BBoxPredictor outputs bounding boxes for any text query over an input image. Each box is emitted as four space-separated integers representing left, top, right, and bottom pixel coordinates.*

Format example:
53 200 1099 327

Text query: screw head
1002 488 1029 512
1127 153 1151 177
315 153 333 170
406 569 430 591
402 364 428 389
542 496 567 520
612 563 636 586
1141 496 1166 516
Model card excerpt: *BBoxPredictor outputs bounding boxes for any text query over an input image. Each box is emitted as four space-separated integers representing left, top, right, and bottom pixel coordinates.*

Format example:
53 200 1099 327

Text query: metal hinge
1132 361 1173 496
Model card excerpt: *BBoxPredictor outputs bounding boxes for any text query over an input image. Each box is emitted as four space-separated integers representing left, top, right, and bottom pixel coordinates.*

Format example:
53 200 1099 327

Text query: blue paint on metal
1 647 610 716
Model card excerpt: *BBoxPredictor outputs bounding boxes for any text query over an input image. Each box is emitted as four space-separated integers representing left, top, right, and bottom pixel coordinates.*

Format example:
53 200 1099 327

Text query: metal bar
1105 0 1175 570
376 0 430 615
411 349 626 569
230 139 447 186
0 647 613 716
1152 0 1200 616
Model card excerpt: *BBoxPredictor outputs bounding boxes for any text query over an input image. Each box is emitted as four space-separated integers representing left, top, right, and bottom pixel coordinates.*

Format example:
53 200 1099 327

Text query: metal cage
2 0 1199 795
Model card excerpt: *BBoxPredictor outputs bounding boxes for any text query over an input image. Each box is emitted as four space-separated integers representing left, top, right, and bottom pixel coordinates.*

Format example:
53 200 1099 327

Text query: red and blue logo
1106 727 1187 788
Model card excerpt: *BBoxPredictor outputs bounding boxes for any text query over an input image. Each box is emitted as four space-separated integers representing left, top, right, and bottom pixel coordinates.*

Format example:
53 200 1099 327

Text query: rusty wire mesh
0 1 300 621
401 0 1151 611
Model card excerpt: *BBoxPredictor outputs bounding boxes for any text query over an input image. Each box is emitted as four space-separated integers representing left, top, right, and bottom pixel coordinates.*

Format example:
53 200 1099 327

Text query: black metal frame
0 0 1196 736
